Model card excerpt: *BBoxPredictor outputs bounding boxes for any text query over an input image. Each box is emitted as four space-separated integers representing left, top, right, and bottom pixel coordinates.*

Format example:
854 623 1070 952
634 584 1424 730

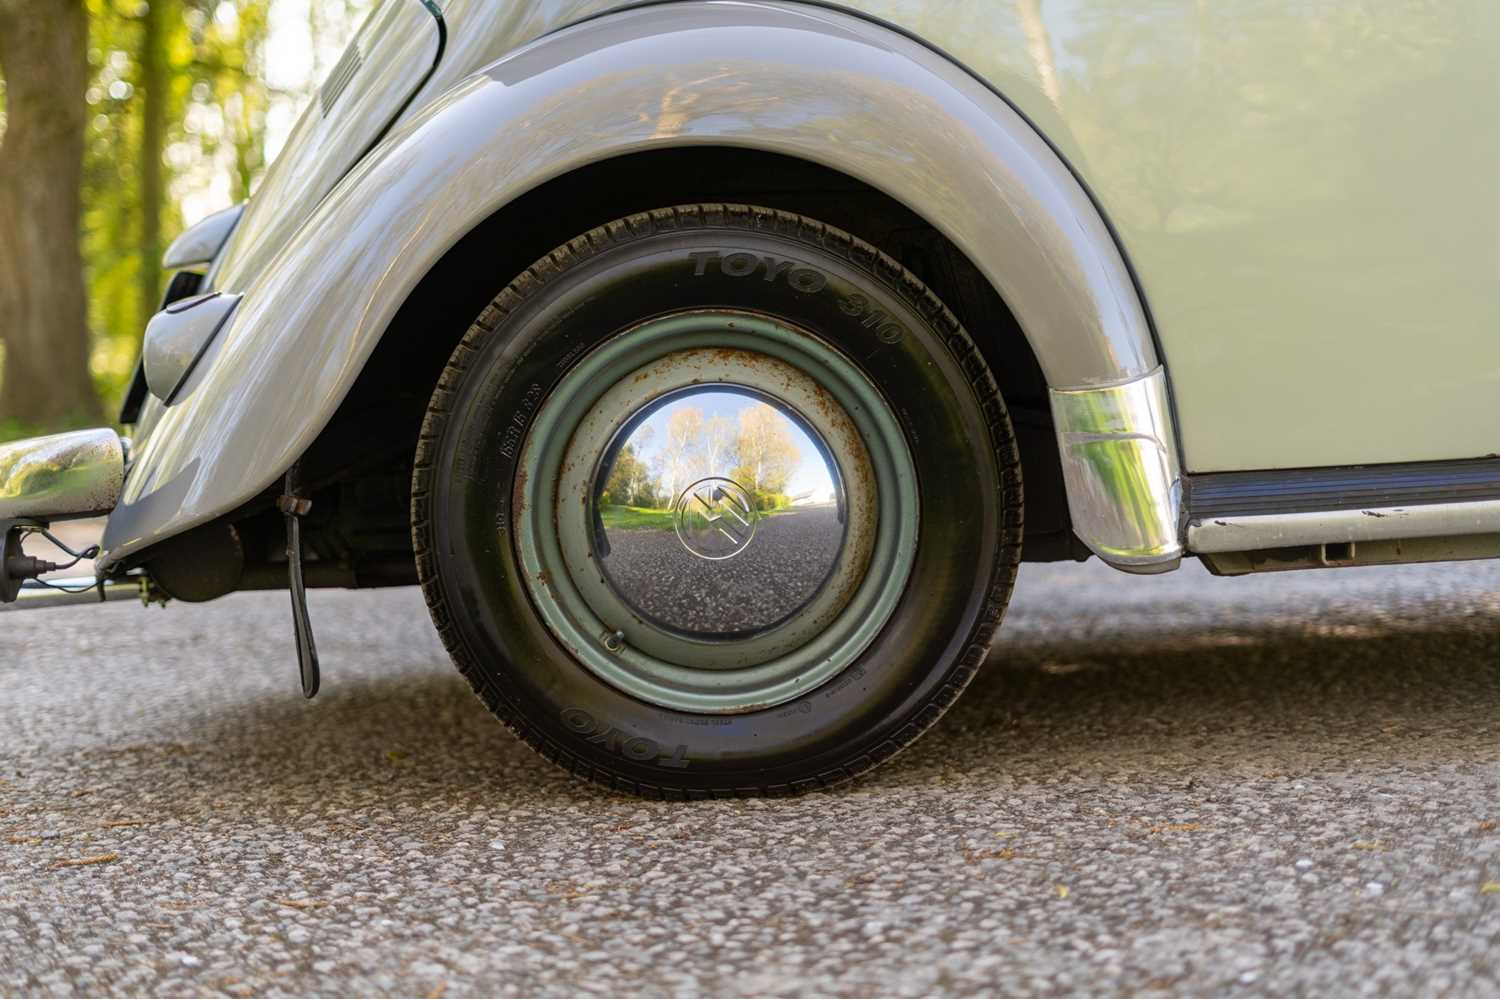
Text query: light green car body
903 0 1499 474
429 0 1500 476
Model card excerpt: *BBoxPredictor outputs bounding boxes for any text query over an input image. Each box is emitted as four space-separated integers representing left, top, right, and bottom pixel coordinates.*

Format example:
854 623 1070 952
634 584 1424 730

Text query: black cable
20 526 100 572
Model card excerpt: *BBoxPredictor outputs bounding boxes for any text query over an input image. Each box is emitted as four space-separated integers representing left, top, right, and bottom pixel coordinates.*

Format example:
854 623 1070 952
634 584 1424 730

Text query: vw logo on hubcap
673 477 758 560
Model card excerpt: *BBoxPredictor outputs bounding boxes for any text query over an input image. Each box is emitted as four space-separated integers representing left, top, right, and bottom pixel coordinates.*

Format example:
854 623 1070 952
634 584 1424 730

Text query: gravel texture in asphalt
600 506 842 635
3 557 1500 996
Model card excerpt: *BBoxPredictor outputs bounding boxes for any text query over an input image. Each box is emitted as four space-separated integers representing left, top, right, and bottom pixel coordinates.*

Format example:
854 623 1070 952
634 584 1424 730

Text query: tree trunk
139 0 169 322
0 0 100 427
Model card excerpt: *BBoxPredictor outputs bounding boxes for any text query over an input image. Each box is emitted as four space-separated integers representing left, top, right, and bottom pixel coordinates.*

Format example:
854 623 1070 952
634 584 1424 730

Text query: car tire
412 204 1021 798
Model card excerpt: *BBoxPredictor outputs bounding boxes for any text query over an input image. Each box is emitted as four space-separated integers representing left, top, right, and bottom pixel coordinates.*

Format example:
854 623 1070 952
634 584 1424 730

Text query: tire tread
411 204 1022 800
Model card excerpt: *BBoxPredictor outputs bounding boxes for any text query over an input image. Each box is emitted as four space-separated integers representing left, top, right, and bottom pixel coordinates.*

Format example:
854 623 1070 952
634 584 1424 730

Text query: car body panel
210 0 443 291
108 0 1500 571
419 0 1500 473
100 0 1167 570
919 0 1498 473
863 0 1498 473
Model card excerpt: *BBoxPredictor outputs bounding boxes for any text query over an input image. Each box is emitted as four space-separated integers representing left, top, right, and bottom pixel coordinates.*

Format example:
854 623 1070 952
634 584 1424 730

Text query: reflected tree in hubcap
592 386 847 640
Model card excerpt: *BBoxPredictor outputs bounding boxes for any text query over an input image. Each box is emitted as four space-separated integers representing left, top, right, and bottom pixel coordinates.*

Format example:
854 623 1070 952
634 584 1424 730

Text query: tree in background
702 414 735 478
83 0 277 410
0 0 369 432
138 0 169 319
733 404 799 510
600 444 660 510
0 0 102 429
656 407 707 503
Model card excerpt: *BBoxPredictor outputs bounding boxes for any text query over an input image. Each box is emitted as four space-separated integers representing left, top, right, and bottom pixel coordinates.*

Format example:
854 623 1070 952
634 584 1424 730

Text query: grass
599 505 676 531
0 417 49 443
599 503 801 530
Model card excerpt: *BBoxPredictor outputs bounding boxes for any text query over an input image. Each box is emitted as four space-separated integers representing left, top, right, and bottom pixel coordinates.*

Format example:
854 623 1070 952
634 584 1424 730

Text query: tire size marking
561 707 691 769
821 664 867 699
838 293 907 343
498 382 544 460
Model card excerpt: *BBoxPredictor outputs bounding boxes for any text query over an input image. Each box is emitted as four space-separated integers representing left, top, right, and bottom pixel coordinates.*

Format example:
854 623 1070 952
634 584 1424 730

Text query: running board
1185 458 1500 574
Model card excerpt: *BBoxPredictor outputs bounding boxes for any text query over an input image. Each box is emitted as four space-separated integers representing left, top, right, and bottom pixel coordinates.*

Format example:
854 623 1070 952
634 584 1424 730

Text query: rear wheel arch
102 3 1159 572
314 147 1082 562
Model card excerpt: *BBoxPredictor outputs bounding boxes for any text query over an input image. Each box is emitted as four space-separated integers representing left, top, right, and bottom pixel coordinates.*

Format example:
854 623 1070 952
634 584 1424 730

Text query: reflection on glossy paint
113 0 1498 566
202 0 1500 480
106 3 1154 568
838 0 1500 471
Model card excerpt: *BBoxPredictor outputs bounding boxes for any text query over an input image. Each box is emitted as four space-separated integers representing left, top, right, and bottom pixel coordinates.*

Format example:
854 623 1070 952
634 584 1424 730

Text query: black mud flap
278 468 320 699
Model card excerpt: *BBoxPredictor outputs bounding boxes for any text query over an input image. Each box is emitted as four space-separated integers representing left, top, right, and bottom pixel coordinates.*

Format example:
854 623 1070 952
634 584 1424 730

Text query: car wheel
412 204 1021 798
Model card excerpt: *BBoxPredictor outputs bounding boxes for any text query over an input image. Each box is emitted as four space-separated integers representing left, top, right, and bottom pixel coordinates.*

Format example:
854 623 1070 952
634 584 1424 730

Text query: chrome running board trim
1188 500 1500 554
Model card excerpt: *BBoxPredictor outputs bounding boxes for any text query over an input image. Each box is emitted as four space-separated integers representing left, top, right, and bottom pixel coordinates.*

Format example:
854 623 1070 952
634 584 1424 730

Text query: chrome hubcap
586 374 867 644
514 311 918 714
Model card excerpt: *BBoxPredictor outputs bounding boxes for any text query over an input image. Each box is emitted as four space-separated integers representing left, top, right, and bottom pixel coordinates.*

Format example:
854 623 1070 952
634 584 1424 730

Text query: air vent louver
320 44 362 117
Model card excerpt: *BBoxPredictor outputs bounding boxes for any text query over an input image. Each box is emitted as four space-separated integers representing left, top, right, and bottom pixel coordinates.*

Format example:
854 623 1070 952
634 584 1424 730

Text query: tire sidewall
428 219 1009 792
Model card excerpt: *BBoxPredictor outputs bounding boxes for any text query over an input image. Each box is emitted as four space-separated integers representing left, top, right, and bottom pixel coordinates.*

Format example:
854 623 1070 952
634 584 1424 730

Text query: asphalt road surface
600 505 843 634
4 556 1500 996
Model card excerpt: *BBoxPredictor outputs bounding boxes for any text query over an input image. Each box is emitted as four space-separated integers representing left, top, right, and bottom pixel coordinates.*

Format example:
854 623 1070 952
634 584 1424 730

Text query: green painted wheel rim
514 311 918 714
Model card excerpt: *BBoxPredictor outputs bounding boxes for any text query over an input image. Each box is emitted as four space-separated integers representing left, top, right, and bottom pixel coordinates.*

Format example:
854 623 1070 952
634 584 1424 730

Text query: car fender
101 0 1179 571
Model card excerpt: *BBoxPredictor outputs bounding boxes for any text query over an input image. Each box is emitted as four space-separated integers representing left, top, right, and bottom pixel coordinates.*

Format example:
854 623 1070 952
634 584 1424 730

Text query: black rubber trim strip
354 0 447 165
1188 459 1500 519
162 295 243 407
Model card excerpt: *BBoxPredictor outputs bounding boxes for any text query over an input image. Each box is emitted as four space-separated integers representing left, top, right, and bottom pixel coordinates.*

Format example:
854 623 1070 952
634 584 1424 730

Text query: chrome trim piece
102 2 1162 569
142 292 243 404
162 203 244 270
0 576 145 613
1050 368 1183 573
1188 501 1500 555
1201 534 1500 577
515 312 919 713
0 429 126 522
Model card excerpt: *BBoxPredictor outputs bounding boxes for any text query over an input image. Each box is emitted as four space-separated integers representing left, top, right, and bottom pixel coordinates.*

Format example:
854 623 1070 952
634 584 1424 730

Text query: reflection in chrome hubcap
513 311 919 714
674 477 758 560
592 386 848 640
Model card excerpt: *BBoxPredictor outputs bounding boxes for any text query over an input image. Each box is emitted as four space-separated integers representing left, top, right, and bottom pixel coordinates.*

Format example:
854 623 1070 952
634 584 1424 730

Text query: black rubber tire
412 205 1022 799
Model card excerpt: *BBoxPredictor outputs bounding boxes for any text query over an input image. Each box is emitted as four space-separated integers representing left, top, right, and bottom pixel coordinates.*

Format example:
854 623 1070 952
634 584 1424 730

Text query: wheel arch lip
99 0 1181 572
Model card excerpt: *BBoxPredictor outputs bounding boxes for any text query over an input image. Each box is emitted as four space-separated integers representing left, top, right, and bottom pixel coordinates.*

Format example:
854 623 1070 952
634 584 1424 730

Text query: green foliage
748 490 791 513
0 1 379 434
81 0 278 416
598 506 676 532
600 444 662 509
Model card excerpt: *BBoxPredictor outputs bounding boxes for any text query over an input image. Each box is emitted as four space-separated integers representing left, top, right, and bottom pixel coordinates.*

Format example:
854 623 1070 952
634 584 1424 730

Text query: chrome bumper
0 428 127 522
1050 368 1184 573
2 429 130 608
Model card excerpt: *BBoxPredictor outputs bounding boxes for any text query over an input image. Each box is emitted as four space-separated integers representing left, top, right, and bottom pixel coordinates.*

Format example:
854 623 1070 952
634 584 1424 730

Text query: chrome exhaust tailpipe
1 576 147 612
